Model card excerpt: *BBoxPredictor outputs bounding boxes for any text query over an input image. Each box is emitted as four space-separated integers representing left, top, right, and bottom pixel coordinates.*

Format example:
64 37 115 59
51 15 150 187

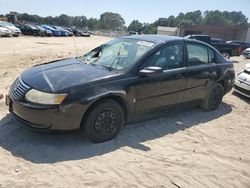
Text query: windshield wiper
76 57 86 64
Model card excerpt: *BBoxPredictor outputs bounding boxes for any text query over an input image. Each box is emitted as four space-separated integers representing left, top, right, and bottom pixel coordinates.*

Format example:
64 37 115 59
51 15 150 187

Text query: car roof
122 34 183 44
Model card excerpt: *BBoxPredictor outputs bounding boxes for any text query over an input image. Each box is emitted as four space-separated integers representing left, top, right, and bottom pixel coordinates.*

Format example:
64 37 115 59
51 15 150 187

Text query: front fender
81 90 127 103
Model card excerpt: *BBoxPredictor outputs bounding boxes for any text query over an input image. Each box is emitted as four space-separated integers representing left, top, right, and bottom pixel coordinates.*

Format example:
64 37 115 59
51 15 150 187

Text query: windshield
36 26 44 30
79 38 155 71
27 24 37 29
42 25 53 30
55 26 63 30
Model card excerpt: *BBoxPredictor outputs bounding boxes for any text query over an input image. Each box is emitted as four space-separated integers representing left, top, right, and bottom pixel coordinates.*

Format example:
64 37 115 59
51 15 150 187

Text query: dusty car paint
21 58 120 93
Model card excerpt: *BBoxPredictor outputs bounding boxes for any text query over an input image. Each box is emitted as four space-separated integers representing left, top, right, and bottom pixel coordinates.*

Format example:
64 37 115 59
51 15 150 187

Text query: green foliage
142 23 157 34
87 18 101 30
4 10 249 33
134 10 248 34
127 20 143 32
14 12 125 30
203 10 248 26
100 12 125 30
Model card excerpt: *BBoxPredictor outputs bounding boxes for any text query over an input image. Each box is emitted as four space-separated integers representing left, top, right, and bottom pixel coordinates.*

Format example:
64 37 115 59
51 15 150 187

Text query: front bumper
242 54 250 58
0 32 12 36
7 95 87 131
242 51 250 58
234 80 250 98
12 31 21 36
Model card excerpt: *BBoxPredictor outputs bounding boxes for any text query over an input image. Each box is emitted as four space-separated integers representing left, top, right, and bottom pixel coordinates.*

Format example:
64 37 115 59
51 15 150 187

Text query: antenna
73 35 78 57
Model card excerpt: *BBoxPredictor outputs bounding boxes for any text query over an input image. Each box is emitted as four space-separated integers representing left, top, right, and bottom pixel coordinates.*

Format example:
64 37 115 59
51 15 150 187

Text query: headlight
25 89 67 105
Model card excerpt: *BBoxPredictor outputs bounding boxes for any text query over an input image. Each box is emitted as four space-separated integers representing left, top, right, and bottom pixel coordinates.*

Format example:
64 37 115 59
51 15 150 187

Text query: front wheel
81 100 124 143
201 83 224 111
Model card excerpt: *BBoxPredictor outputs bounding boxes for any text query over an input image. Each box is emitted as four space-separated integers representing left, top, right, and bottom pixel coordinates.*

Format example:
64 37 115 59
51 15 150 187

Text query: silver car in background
242 48 250 59
234 64 250 98
0 21 21 37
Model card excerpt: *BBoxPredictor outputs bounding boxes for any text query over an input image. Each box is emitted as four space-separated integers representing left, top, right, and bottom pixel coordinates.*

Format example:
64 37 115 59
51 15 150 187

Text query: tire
221 52 230 59
81 100 124 143
201 83 224 111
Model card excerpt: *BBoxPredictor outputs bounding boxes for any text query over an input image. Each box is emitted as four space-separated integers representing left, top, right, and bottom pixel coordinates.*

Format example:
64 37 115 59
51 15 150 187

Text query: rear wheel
201 83 224 111
81 100 124 143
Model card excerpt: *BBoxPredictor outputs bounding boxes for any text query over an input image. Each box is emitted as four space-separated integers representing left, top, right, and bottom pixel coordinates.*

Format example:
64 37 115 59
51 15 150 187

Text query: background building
157 25 250 42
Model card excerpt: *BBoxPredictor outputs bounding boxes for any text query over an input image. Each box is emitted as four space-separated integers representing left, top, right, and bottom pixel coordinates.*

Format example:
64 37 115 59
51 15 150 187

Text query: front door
135 42 187 112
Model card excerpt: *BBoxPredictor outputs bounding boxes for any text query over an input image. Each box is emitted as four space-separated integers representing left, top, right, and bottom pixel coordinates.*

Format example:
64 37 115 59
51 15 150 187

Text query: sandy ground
0 36 250 188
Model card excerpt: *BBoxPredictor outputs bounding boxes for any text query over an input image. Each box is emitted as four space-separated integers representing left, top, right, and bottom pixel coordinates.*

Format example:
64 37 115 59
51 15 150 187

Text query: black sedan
226 40 250 52
17 24 43 36
6 35 235 143
72 28 90 37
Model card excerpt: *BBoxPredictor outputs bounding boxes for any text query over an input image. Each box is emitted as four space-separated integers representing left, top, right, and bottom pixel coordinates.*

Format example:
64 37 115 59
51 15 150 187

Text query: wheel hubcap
94 111 116 136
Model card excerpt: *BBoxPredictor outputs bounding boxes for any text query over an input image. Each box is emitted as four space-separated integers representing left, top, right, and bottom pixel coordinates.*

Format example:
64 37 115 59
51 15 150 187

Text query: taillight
236 47 242 54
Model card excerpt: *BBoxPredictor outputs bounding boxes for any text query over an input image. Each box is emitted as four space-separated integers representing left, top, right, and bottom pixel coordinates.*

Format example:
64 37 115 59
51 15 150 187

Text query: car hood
21 58 119 93
5 26 20 31
0 27 10 32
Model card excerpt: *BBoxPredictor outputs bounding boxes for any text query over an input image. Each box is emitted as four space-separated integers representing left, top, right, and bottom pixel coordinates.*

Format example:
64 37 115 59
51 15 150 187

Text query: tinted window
143 44 183 70
187 43 208 66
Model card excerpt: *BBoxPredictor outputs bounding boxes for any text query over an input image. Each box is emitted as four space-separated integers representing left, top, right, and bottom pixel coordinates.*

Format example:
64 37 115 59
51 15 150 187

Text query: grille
10 77 31 100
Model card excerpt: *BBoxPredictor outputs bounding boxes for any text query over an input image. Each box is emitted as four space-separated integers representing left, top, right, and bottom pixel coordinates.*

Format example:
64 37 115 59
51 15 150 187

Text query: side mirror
139 66 163 77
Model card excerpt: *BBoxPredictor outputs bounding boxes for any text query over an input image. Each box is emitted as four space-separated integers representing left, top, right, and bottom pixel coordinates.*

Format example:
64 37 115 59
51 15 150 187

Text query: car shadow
0 102 232 164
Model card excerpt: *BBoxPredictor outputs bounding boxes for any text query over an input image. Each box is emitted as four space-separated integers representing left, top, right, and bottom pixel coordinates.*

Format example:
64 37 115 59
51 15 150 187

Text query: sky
0 0 250 25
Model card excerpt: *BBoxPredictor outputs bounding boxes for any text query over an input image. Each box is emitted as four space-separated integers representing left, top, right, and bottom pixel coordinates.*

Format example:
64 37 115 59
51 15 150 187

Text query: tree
100 12 125 30
43 16 55 25
87 18 101 30
142 23 157 34
202 10 248 26
5 10 249 32
222 11 248 26
127 20 143 32
203 10 227 25
71 16 88 28
154 16 176 27
55 14 72 26
154 18 169 26
182 10 202 24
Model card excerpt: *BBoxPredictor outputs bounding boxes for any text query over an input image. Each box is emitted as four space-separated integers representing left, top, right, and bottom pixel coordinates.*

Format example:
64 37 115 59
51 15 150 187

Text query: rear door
183 42 219 102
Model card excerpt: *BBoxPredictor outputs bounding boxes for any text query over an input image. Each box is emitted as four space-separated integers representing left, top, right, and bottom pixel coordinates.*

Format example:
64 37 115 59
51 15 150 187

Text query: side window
187 43 208 66
208 48 216 63
143 44 183 70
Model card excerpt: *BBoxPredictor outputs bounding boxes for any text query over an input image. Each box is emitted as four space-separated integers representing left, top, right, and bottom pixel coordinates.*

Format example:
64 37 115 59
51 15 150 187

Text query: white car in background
234 64 250 98
0 21 21 37
242 48 250 59
0 26 12 37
